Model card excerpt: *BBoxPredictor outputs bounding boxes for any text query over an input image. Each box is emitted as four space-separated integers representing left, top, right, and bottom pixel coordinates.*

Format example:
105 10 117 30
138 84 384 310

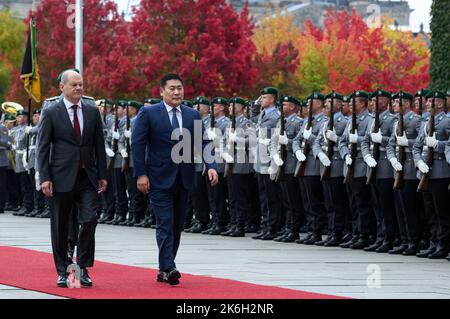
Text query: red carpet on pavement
0 246 345 299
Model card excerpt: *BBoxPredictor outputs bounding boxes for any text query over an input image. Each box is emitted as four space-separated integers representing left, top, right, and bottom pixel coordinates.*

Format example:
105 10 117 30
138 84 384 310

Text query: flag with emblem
20 16 41 103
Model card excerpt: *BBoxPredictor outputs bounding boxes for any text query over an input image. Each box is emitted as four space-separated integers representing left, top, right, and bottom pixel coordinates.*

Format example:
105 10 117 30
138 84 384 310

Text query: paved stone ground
1 210 450 299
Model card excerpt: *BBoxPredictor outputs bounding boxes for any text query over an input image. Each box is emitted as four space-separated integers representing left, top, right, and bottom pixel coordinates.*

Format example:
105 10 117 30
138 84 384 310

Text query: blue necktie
171 108 179 130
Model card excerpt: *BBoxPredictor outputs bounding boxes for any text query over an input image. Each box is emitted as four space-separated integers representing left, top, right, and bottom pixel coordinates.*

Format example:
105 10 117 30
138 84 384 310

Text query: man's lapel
81 101 88 144
57 101 78 143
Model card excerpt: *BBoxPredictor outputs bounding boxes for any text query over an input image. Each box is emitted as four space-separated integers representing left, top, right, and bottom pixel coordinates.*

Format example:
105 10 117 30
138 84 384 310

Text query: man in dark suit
37 70 107 287
132 74 218 285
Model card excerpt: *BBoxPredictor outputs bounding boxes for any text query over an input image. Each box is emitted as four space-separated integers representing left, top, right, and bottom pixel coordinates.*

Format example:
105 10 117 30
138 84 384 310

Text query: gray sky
112 0 432 33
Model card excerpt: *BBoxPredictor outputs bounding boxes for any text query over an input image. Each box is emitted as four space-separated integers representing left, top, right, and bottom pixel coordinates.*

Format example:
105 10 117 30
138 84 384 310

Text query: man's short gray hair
61 70 82 84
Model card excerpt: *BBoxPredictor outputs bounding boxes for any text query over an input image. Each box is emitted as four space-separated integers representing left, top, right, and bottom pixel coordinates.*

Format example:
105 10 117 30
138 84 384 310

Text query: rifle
417 92 423 116
393 91 405 189
108 102 119 171
343 92 357 184
320 91 335 181
121 102 130 173
294 98 313 177
366 91 380 185
417 96 435 192
275 100 287 182
202 101 215 176
224 96 236 178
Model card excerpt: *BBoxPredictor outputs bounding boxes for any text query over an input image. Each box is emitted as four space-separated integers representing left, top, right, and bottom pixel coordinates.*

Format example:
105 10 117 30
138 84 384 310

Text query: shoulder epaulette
45 96 59 102
82 95 95 101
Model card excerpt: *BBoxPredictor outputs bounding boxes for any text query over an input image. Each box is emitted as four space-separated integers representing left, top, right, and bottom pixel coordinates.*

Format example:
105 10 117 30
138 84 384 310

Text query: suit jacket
37 100 107 192
132 102 216 190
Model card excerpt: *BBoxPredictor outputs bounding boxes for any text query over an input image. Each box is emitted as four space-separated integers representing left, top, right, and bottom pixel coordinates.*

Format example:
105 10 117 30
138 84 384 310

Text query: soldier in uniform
143 98 162 106
312 92 350 246
11 110 34 216
386 91 423 255
184 96 212 233
118 100 146 226
221 96 256 237
269 95 305 242
3 114 20 211
361 90 400 253
202 97 230 235
338 91 375 249
0 115 10 214
105 100 129 225
252 87 282 240
413 91 450 259
292 92 328 244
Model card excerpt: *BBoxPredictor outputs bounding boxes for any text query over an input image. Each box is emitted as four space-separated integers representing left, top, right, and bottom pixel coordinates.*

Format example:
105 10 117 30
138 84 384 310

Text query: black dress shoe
389 244 409 254
37 210 51 218
190 224 207 233
221 227 236 236
244 224 260 233
340 235 360 248
428 247 450 259
281 233 299 243
324 236 342 247
209 226 226 235
273 232 288 242
341 232 352 243
252 231 267 240
303 234 322 245
9 205 21 212
202 225 216 235
13 208 29 216
402 243 419 256
158 269 181 285
350 237 369 250
416 242 437 258
446 254 450 261
57 274 68 287
135 217 150 227
229 229 245 237
315 236 332 246
375 242 393 253
25 209 42 217
364 241 383 252
295 232 312 244
261 232 277 240
113 216 127 225
80 268 92 287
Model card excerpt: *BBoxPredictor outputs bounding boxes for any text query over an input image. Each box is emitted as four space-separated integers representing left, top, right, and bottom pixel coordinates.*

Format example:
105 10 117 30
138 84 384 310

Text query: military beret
143 98 161 105
104 98 115 107
33 108 42 115
342 96 350 103
351 90 370 99
229 97 247 106
281 95 300 106
372 89 391 99
195 96 210 106
128 100 143 109
308 92 325 101
117 100 128 107
433 91 446 100
212 97 228 106
392 91 413 102
325 92 343 101
260 87 279 96
4 114 16 121
415 88 432 98
57 68 80 82
182 100 194 108
16 110 28 116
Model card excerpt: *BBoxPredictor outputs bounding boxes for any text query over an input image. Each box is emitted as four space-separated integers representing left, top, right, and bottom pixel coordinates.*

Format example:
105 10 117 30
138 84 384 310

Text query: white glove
389 157 403 172
267 165 277 175
124 129 132 139
25 126 33 134
222 152 234 163
229 129 237 143
349 132 358 144
206 128 217 140
105 148 115 157
22 153 28 170
112 131 120 140
120 150 128 158
345 154 353 166
318 152 331 167
425 133 439 148
396 133 409 147
11 144 16 151
258 138 270 146
303 127 312 140
417 160 429 174
295 150 306 162
273 153 284 166
364 154 377 168
278 134 288 145
325 129 338 142
370 130 382 144
35 171 41 191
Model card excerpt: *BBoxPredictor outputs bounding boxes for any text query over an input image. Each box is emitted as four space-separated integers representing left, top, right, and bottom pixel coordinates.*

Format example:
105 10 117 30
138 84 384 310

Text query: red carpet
0 246 345 299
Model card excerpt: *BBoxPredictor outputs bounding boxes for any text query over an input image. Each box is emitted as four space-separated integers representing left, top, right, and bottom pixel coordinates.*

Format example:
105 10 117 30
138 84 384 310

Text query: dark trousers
247 173 261 228
150 172 188 271
299 178 312 232
422 191 439 243
327 177 350 236
190 172 210 226
30 169 45 210
257 173 282 233
230 174 250 229
345 183 357 235
322 181 333 234
396 180 423 243
18 171 34 211
372 179 398 241
209 173 228 228
124 167 146 221
303 176 327 234
0 167 7 209
50 169 98 275
429 178 450 244
280 174 305 233
350 177 374 236
112 167 128 217
101 168 115 217
6 169 20 206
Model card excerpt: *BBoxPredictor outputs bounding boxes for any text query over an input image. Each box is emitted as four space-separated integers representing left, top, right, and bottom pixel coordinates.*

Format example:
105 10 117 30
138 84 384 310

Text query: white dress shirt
63 97 84 135
164 101 182 129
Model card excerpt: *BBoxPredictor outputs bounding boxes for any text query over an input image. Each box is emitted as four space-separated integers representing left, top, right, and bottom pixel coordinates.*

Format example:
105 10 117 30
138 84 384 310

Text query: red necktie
71 105 83 168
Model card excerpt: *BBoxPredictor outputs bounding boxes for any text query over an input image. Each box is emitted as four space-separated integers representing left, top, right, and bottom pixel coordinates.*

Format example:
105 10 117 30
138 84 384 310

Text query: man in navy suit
132 74 218 285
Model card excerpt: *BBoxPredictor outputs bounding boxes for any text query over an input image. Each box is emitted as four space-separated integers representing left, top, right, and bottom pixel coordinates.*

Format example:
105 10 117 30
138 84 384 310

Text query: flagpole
75 0 83 76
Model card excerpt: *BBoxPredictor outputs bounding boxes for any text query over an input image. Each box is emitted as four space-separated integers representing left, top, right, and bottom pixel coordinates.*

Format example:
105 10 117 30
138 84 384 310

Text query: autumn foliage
5 2 430 103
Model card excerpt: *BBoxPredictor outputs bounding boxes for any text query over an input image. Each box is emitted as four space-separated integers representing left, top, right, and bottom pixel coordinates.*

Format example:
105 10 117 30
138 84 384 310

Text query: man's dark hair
160 73 184 88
